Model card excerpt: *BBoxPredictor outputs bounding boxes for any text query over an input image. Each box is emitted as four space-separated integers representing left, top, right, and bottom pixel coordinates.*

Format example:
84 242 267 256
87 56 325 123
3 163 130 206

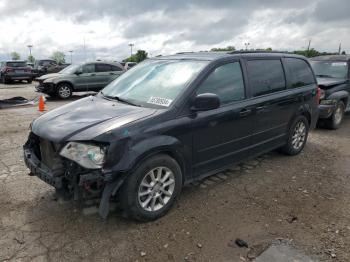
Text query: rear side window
285 58 315 88
196 62 245 105
96 64 112 72
82 64 95 73
111 65 123 71
247 60 286 97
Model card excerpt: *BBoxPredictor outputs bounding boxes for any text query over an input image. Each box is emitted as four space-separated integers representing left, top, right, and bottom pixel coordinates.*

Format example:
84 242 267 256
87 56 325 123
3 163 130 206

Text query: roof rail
227 50 292 54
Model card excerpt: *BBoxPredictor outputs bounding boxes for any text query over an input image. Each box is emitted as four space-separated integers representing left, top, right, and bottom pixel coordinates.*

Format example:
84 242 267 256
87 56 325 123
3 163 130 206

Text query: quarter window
247 60 286 97
196 62 245 105
285 58 315 88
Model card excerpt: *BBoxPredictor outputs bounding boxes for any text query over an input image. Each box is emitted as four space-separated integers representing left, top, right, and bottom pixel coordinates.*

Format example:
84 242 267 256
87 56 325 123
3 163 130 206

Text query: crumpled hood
317 77 347 88
32 96 156 142
37 73 63 81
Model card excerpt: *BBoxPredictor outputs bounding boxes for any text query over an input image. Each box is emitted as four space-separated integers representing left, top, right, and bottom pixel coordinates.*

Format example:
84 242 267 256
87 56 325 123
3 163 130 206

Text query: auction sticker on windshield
147 96 173 107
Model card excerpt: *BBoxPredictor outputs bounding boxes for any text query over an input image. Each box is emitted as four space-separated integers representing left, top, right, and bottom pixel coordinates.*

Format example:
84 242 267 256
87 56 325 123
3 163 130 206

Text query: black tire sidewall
328 101 345 130
120 154 182 221
283 115 309 155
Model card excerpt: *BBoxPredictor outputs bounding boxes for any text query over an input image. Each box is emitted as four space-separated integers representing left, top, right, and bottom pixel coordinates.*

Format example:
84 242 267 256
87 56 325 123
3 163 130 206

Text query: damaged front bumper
23 133 125 219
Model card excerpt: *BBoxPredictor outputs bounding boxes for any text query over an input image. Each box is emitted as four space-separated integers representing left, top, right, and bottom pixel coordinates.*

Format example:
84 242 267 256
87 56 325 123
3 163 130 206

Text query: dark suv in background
0 61 33 84
36 61 125 99
24 52 319 221
33 59 70 77
310 55 350 129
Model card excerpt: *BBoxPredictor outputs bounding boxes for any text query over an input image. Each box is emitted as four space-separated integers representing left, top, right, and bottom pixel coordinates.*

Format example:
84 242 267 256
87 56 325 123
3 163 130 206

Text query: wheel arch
56 80 74 90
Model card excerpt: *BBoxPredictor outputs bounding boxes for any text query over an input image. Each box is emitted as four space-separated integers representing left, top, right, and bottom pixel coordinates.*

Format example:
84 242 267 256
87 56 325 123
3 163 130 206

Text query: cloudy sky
0 0 349 63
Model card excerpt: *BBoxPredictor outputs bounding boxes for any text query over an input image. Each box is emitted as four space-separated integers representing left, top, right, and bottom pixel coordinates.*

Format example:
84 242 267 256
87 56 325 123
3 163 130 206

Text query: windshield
59 64 81 74
101 59 208 108
310 61 348 79
7 62 27 67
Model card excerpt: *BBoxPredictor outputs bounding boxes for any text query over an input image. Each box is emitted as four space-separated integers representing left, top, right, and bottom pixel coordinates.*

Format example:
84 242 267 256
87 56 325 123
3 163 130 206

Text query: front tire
56 83 72 99
119 154 182 221
280 115 309 156
325 101 345 130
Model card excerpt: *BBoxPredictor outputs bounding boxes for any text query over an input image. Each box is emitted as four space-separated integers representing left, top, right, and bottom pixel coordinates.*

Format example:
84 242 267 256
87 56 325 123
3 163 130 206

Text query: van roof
153 51 307 61
309 55 350 62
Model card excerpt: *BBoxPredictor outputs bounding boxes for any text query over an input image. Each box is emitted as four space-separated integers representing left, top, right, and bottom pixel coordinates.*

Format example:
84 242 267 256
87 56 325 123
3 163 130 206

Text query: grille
39 138 57 169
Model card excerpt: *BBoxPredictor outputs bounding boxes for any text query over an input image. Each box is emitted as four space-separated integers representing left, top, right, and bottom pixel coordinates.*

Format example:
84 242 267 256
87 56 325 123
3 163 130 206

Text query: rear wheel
325 101 345 130
27 79 32 84
280 115 309 155
1 74 8 84
56 83 72 99
119 154 182 221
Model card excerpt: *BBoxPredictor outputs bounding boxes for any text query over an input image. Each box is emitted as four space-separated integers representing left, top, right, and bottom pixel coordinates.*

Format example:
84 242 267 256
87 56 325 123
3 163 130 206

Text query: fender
98 135 191 219
53 80 74 89
111 135 191 177
328 90 349 105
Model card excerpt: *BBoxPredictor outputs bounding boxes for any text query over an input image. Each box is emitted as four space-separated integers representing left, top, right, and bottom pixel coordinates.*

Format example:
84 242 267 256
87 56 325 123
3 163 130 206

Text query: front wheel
56 83 72 99
280 115 309 155
325 101 345 130
119 154 182 221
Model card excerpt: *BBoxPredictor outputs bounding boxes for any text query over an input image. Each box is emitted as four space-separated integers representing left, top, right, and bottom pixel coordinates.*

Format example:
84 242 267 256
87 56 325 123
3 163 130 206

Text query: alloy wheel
138 167 175 212
58 85 71 98
291 121 306 150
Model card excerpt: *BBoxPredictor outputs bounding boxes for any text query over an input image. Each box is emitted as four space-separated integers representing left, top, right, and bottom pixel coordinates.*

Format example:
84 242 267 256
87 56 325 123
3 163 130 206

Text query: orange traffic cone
38 95 46 112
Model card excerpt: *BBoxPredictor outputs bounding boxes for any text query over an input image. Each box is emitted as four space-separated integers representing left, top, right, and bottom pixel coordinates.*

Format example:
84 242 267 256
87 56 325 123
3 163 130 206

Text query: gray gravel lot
1 83 350 261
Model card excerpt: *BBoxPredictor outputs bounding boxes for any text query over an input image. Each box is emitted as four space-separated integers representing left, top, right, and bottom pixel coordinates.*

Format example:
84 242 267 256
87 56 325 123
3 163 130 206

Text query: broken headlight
60 142 106 169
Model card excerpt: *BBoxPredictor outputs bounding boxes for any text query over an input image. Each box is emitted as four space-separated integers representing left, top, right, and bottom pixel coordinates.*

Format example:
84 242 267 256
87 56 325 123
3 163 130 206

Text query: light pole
69 50 73 64
128 43 134 57
244 43 250 50
27 45 33 61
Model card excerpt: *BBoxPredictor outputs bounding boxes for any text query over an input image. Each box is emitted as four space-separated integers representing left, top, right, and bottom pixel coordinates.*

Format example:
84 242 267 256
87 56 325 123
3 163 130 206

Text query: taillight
5 67 13 73
316 86 325 104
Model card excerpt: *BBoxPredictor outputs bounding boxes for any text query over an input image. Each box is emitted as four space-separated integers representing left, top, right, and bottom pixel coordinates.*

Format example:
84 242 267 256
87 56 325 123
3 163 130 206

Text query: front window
101 59 208 108
310 61 348 79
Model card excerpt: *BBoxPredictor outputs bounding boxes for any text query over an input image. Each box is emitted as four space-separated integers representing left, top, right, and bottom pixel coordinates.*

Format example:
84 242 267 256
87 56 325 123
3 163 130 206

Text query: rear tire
1 75 8 84
27 79 32 84
119 154 182 221
280 115 309 156
56 83 73 99
325 101 345 130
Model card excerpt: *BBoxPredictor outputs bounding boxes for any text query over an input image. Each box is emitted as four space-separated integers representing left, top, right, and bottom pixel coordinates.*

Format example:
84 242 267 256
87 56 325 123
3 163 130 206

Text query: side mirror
191 93 220 111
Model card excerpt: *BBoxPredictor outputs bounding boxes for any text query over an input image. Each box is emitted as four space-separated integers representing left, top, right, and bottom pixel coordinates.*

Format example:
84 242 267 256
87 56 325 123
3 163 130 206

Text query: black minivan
24 52 319 221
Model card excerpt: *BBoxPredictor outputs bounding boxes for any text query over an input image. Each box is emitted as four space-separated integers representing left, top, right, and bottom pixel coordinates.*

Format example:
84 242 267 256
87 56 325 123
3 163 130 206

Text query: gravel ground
0 84 350 261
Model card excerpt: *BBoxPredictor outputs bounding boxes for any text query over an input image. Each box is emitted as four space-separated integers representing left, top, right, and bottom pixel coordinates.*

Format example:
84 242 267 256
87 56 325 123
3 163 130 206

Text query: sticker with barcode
147 96 173 107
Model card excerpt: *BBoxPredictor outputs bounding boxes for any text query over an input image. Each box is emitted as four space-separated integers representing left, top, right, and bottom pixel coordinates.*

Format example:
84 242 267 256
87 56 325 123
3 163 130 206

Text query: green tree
124 50 148 63
51 51 66 64
341 51 346 55
210 46 236 52
10 52 20 60
27 55 35 63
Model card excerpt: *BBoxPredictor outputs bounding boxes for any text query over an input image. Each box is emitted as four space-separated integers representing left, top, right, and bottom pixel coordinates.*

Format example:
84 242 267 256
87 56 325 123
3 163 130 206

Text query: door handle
239 108 252 117
109 72 114 75
256 106 267 112
90 73 96 76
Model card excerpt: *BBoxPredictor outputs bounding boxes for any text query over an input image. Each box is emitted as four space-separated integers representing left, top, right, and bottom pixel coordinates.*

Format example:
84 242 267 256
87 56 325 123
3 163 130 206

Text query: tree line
8 46 346 65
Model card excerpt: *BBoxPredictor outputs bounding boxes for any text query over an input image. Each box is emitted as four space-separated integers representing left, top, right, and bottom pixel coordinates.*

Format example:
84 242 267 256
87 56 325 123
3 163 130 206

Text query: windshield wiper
316 74 334 78
101 92 141 107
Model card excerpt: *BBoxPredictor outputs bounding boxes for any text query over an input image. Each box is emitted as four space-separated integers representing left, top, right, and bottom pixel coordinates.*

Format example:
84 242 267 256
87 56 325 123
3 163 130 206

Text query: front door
191 61 255 176
74 63 97 91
